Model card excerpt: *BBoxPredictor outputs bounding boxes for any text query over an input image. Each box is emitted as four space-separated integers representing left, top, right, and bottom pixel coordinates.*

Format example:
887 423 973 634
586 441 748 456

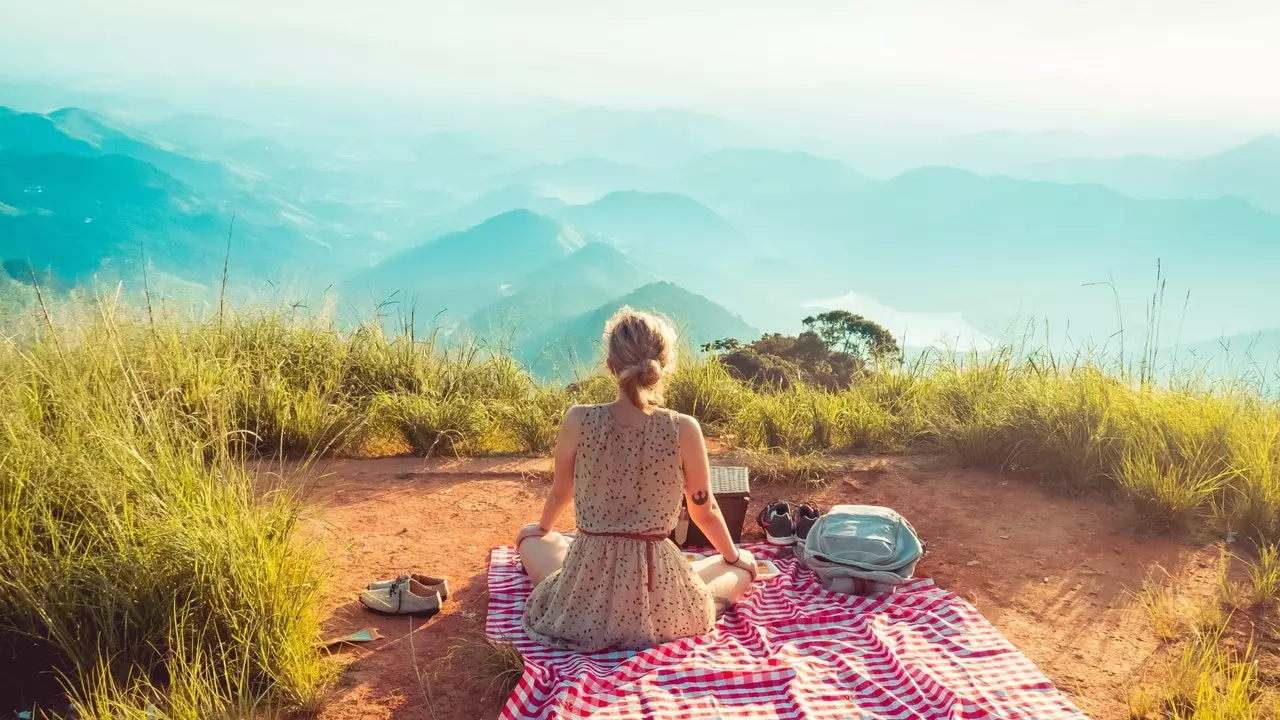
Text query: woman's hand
515 522 549 547
723 548 758 581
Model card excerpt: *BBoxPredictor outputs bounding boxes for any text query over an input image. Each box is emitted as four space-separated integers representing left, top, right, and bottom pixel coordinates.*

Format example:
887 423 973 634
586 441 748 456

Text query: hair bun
640 358 662 386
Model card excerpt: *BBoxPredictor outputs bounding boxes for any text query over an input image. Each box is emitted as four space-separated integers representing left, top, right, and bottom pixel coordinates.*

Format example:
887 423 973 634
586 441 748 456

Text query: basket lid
709 466 750 495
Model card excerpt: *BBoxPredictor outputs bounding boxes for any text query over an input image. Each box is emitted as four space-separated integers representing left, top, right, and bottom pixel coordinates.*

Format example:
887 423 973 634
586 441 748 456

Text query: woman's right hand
723 548 757 581
515 522 549 547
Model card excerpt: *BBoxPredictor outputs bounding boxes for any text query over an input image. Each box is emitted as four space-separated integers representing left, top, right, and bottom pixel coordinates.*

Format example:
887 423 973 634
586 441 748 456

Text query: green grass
1138 566 1187 643
3 293 1280 714
1130 639 1275 719
1248 544 1280 606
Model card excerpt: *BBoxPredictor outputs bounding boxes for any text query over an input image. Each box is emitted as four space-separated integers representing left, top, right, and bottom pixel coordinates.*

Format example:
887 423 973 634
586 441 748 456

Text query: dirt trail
296 455 1219 720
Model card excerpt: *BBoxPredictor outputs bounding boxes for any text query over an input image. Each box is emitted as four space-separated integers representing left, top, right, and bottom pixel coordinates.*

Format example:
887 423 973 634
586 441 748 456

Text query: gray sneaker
757 501 796 546
794 504 821 547
360 577 443 617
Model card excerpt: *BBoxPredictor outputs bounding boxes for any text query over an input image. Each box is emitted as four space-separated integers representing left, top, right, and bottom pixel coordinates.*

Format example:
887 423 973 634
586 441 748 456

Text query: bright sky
3 0 1279 133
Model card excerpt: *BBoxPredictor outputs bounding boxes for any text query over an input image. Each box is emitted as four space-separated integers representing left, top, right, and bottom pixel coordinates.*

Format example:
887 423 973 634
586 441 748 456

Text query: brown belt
579 530 669 593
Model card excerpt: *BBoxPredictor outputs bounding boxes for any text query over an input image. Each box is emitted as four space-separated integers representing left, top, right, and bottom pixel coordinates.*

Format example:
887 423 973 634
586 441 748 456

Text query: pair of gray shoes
359 573 450 617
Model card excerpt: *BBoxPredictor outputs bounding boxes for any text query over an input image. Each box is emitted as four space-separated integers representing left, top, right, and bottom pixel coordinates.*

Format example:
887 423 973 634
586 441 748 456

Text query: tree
801 311 899 359
701 338 743 353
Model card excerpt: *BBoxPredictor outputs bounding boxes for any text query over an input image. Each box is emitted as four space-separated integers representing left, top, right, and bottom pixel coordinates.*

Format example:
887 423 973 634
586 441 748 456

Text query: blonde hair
603 307 677 411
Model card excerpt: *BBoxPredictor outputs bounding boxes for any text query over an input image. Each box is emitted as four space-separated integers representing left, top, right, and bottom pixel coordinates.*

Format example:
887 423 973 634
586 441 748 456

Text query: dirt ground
293 454 1225 720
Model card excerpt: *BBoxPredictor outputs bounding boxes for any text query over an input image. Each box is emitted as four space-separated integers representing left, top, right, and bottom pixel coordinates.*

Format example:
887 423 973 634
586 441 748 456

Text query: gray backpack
797 505 925 595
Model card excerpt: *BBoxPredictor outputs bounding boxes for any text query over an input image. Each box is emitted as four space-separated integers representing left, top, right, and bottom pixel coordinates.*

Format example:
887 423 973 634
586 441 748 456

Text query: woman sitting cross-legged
515 307 756 652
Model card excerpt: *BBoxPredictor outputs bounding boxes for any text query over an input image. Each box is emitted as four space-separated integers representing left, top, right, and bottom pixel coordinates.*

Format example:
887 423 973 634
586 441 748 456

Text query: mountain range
0 107 241 195
1013 135 1280 214
3 101 1278 375
342 210 589 320
466 240 659 348
341 210 757 376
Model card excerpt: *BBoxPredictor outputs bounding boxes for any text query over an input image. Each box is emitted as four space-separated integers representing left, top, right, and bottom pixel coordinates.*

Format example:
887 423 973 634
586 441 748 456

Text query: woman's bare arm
678 415 746 564
517 406 583 544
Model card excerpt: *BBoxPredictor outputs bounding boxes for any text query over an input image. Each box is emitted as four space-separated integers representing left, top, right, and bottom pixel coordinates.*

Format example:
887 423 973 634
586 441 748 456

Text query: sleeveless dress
521 405 716 652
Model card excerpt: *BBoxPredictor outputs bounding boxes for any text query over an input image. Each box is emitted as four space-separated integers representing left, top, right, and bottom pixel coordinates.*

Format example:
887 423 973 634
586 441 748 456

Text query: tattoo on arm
691 490 709 506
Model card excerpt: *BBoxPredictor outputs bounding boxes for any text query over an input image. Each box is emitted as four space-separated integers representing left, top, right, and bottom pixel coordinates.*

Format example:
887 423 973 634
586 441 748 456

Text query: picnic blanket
487 544 1086 720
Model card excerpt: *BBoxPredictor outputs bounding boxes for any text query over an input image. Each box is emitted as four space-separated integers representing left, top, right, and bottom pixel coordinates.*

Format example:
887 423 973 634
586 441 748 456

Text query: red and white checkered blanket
487 545 1086 720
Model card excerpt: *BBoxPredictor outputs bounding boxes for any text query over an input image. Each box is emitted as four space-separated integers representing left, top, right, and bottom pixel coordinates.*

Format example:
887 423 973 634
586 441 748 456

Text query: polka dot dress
522 404 716 652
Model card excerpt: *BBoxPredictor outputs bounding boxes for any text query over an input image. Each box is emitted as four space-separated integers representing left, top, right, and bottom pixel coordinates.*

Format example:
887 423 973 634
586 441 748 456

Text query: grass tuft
1137 566 1186 643
1249 544 1280 606
443 633 526 702
733 449 841 487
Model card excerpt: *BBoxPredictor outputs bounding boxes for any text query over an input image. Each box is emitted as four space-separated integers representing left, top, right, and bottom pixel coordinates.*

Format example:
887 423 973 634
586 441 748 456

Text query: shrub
379 392 494 457
501 388 570 454
666 358 747 430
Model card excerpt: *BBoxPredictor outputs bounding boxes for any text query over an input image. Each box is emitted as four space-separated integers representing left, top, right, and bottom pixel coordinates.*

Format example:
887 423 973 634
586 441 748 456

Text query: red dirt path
293 455 1221 720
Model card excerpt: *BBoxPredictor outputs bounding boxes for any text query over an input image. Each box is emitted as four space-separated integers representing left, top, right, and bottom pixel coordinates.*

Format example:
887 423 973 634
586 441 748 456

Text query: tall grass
12 293 1279 540
0 303 331 716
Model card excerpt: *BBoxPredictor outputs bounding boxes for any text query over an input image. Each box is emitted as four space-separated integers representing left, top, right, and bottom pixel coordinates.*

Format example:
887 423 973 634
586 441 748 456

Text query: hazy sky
4 0 1279 134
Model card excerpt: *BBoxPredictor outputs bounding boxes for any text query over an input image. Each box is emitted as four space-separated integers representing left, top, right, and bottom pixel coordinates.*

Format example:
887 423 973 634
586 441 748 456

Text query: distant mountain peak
1221 133 1280 157
520 278 758 378
889 165 983 184
48 106 100 122
475 207 558 231
566 239 632 263
48 106 134 142
593 189 708 208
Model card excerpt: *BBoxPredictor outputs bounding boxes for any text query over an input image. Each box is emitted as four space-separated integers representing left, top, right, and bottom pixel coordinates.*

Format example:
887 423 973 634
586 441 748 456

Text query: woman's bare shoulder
563 404 596 425
673 411 703 435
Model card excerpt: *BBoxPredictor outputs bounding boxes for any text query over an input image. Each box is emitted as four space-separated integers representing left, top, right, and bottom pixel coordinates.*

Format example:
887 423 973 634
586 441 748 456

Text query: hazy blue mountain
753 167 1280 344
483 148 870 211
1177 328 1280 361
522 281 760 377
1164 328 1280 386
0 107 90 155
676 148 870 200
558 190 745 255
484 158 661 200
1014 135 1280 213
467 242 659 348
836 130 1106 178
555 190 756 301
144 112 260 150
0 150 319 287
518 240 658 292
342 210 588 321
217 137 312 174
446 185 568 232
525 108 744 166
0 107 241 195
909 130 1091 175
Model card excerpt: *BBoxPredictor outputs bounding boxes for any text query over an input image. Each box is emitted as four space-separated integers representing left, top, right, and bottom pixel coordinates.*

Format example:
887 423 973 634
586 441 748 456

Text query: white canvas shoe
360 577 443 617
367 573 450 600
